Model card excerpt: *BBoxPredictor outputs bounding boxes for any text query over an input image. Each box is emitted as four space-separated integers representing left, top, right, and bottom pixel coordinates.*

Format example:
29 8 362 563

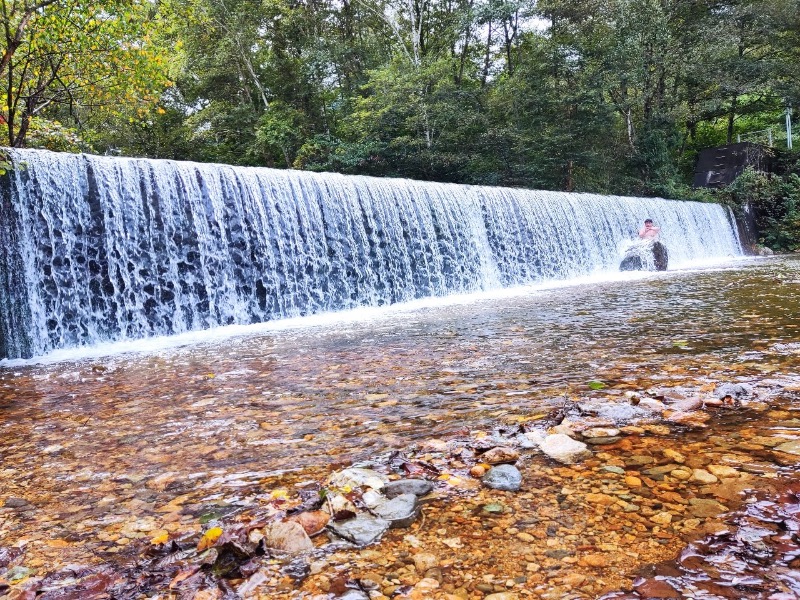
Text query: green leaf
587 380 606 390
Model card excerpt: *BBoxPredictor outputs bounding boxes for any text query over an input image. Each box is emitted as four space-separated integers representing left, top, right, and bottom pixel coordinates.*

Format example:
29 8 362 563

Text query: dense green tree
7 0 799 200
0 0 169 147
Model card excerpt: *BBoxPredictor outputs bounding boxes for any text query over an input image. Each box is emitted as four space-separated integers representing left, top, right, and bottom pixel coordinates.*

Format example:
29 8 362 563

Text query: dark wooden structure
692 142 773 188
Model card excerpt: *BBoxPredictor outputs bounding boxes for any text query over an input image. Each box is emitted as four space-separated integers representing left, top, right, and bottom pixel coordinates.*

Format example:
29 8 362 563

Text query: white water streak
1 149 743 358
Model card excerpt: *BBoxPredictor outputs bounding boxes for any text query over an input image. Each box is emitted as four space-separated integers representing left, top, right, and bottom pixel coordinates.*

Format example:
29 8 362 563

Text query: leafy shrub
719 167 800 252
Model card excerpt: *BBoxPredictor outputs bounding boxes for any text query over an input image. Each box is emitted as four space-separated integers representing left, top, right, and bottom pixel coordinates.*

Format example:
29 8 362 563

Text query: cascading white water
0 149 743 359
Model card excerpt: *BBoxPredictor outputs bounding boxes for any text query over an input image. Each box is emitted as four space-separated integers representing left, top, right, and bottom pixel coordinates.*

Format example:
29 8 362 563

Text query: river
1 255 799 599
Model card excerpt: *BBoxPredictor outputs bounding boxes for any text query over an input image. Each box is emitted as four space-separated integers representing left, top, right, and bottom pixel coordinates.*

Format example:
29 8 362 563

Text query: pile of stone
260 468 434 554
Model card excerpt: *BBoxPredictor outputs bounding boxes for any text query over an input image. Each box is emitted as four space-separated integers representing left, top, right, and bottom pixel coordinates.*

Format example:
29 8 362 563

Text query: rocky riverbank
3 374 799 599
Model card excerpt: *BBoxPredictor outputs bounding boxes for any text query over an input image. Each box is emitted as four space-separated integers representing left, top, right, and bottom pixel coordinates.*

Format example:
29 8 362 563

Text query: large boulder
620 240 669 271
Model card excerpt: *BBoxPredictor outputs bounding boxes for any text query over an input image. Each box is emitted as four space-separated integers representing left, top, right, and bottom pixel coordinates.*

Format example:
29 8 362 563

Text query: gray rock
371 493 420 528
327 467 388 491
582 427 621 438
619 240 668 271
338 590 370 600
538 433 591 464
714 383 753 401
2 497 29 508
601 465 625 475
327 514 390 546
578 402 648 421
584 436 622 445
5 566 33 582
481 464 522 491
383 479 433 499
339 591 370 600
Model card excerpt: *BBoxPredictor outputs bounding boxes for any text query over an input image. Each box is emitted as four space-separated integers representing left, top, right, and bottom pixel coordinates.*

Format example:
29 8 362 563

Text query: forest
1 0 799 213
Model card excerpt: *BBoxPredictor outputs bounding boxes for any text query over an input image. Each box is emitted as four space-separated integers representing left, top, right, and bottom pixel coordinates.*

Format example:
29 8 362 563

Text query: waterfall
0 149 743 359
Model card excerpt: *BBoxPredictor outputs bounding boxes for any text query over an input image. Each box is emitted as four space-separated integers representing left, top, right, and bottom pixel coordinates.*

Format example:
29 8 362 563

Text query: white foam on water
1 254 751 367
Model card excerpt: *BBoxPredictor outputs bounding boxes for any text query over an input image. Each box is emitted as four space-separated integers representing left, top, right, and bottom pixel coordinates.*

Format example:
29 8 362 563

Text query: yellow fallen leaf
197 526 223 551
150 532 169 545
270 489 289 500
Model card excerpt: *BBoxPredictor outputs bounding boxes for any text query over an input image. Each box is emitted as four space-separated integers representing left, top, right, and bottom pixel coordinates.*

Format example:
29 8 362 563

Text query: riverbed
1 256 799 599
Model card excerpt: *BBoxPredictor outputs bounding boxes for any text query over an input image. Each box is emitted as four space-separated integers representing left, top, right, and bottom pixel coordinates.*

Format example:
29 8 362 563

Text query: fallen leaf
150 532 169 545
197 527 223 551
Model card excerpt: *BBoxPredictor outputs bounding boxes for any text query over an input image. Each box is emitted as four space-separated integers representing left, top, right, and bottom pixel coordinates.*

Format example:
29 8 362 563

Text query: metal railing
737 123 797 150
737 128 774 146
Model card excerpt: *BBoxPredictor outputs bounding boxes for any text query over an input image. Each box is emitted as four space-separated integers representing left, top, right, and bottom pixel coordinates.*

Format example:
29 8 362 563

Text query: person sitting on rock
638 219 660 240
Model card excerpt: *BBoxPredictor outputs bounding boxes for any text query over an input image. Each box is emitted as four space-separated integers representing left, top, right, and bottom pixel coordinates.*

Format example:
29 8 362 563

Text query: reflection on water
1 256 799 597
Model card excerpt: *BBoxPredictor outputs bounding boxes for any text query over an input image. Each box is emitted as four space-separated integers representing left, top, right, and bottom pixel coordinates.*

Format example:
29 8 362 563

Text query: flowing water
0 149 742 359
1 256 799 599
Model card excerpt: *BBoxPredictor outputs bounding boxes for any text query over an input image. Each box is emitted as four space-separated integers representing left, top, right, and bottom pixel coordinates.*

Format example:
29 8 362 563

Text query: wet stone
482 446 520 464
538 433 592 464
714 383 753 401
371 494 420 528
287 510 330 536
601 465 625 475
383 479 434 499
707 464 738 478
634 577 682 598
644 464 681 476
585 436 622 445
5 566 32 582
328 514 391 546
625 455 655 466
689 469 718 484
747 436 784 447
583 427 621 438
482 464 522 491
774 439 800 456
339 590 370 600
544 549 572 559
327 468 389 491
688 498 728 518
263 520 314 554
2 498 29 508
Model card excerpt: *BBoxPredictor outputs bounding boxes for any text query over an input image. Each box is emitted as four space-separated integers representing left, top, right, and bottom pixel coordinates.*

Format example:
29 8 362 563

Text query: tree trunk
481 20 492 87
727 97 737 144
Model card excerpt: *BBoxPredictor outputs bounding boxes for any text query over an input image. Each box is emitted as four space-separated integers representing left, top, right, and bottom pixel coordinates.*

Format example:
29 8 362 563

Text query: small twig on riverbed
416 506 426 533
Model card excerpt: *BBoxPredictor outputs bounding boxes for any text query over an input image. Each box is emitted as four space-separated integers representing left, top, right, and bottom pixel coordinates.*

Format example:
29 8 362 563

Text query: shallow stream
1 256 800 599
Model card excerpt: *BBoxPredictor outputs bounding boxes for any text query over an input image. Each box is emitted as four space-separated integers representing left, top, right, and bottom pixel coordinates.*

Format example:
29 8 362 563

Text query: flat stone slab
774 439 800 455
688 498 728 518
328 514 390 546
371 493 420 528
